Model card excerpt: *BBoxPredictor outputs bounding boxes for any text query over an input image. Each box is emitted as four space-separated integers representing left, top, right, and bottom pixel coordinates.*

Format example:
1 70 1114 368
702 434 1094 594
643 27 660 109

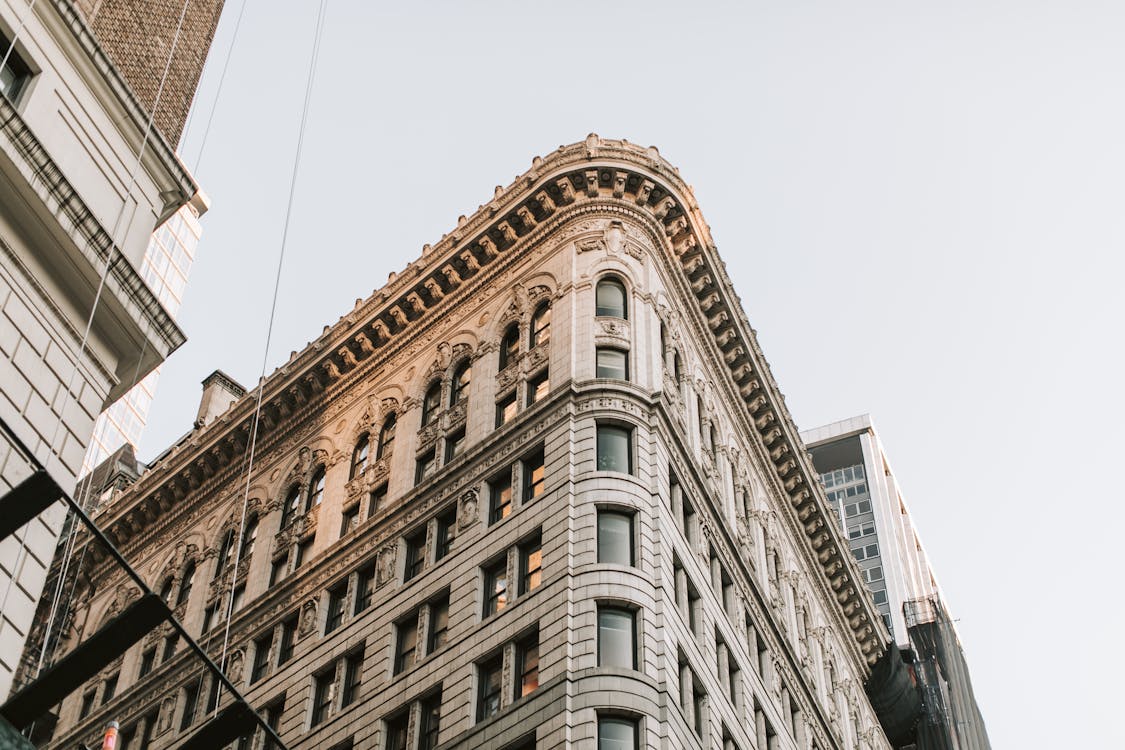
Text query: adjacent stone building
33 137 902 749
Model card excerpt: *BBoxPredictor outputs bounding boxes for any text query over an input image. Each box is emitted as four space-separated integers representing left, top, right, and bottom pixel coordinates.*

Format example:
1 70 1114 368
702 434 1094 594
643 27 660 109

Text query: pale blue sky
146 2 1124 746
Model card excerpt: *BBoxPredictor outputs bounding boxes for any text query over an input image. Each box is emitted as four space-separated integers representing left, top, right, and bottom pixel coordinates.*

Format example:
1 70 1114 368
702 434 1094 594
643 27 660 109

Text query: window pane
598 608 636 669
596 279 628 318
599 717 637 750
596 426 632 473
598 512 634 566
530 304 551 347
596 348 628 379
478 658 503 721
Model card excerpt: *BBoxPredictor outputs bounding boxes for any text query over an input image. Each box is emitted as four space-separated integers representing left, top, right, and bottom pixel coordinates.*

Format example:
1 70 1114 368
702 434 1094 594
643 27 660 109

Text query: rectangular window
516 632 540 699
354 563 376 615
79 689 95 719
340 504 360 537
262 699 284 750
385 711 409 750
341 648 364 707
270 555 288 586
205 675 221 713
162 635 179 662
435 508 456 561
519 536 542 595
597 606 636 669
0 31 31 103
278 615 298 665
596 424 633 474
597 510 634 565
368 484 387 518
596 347 629 379
477 656 503 721
295 537 314 569
102 672 119 704
404 529 427 582
496 392 518 427
138 647 156 679
181 681 200 730
489 475 513 524
527 370 550 405
311 666 335 726
445 427 466 462
598 716 638 750
325 582 348 634
522 448 546 501
416 449 437 485
428 595 450 654
251 632 272 684
419 690 442 750
394 617 418 674
232 585 246 613
483 559 508 617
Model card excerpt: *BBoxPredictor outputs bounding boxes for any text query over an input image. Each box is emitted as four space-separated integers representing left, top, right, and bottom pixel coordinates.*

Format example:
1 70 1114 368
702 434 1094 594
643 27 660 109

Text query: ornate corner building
28 137 915 750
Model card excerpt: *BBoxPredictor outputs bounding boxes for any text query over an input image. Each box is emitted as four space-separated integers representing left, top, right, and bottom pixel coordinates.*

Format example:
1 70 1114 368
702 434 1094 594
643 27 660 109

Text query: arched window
450 361 471 407
158 576 174 604
350 433 370 480
595 278 627 319
240 515 259 562
176 562 195 606
305 467 326 512
530 303 551 348
281 485 301 527
215 529 236 577
499 324 520 369
377 414 396 459
421 382 442 426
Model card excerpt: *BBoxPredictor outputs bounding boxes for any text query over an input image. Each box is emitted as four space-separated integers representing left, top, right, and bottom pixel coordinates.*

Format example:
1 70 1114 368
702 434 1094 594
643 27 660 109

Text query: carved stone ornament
376 545 397 586
576 236 605 253
227 649 245 684
158 696 175 733
299 599 318 636
367 457 390 485
458 488 479 530
527 342 549 370
345 476 366 501
497 365 519 391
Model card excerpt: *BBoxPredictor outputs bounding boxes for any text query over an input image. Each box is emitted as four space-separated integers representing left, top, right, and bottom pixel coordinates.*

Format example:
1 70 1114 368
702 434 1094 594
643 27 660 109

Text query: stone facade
32 137 893 749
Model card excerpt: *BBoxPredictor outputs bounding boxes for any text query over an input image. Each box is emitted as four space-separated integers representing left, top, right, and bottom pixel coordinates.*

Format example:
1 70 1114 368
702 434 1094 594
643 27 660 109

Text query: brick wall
75 0 226 147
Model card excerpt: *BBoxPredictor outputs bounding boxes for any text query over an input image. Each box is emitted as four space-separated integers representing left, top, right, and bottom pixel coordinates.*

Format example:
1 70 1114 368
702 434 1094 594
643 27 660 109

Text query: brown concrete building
30 137 905 749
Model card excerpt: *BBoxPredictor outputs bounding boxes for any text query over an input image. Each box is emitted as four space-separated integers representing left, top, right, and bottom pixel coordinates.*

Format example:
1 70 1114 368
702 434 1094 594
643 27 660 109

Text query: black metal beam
175 701 258 750
0 470 61 540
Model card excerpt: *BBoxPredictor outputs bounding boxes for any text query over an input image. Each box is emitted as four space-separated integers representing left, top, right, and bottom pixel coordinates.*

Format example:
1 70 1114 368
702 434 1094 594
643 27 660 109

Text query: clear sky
144 2 1124 746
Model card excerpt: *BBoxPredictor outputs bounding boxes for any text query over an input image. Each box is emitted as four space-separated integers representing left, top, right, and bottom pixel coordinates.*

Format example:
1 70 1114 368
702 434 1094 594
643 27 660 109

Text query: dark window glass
496 392 517 427
162 635 178 662
519 537 542 595
522 448 545 501
138 709 157 750
350 434 369 479
138 647 156 678
428 596 450 653
306 467 326 512
499 324 520 369
270 554 288 586
477 656 503 721
79 689 95 719
489 475 512 523
597 607 636 669
354 563 375 615
311 666 335 726
598 511 634 566
215 529 235 577
385 712 409 750
262 699 284 750
0 32 31 102
394 617 418 674
295 537 314 569
376 414 397 459
596 348 629 380
281 486 300 527
340 504 359 537
596 425 632 473
180 681 200 730
483 560 508 617
416 450 436 485
251 633 272 683
527 370 550 406
278 615 298 664
204 674 220 713
201 604 217 634
445 427 465 462
435 508 456 560
419 690 443 750
102 672 118 704
232 585 246 612
240 515 259 562
422 382 442 426
368 483 387 518
342 649 364 707
158 576 174 604
118 724 136 750
598 717 638 750
404 530 427 582
530 303 551 348
596 278 628 318
325 582 348 634
516 633 539 699
451 361 471 406
176 562 195 605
